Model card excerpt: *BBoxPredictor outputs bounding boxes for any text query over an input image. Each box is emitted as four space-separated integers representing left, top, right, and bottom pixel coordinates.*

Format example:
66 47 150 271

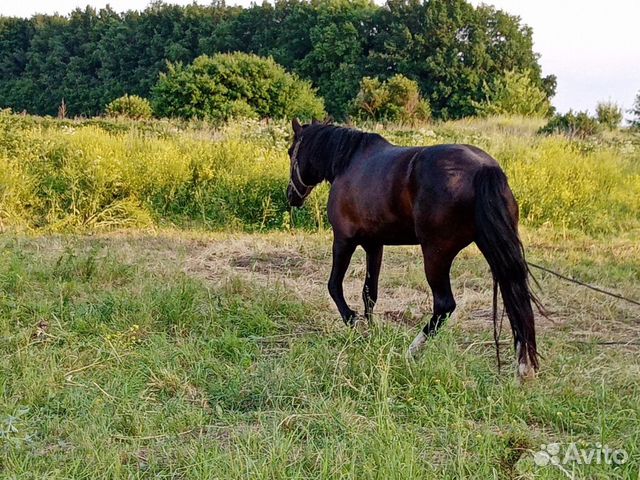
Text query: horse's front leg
362 243 383 323
328 236 357 326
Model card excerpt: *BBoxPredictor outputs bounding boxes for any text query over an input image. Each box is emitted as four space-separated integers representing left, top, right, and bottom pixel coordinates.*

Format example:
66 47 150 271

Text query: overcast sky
2 0 639 116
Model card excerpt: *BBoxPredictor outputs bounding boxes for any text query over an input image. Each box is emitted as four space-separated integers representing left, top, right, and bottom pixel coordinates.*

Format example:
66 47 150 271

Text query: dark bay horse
286 119 539 380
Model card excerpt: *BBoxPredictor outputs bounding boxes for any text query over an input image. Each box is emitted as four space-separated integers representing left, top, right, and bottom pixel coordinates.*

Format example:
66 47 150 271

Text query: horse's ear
292 118 303 135
323 116 334 125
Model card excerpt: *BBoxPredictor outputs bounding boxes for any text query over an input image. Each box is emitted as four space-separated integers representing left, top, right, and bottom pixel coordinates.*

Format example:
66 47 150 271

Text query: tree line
0 0 556 120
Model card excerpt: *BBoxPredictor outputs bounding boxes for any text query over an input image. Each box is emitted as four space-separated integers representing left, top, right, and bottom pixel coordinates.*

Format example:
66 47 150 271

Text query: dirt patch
181 234 640 344
186 237 320 282
382 309 423 328
230 252 307 275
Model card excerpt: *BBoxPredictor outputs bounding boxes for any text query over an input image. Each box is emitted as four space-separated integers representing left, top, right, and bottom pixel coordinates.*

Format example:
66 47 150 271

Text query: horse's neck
309 150 340 184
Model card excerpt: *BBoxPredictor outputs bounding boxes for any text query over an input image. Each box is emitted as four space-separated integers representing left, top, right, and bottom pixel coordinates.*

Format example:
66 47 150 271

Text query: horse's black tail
473 165 539 372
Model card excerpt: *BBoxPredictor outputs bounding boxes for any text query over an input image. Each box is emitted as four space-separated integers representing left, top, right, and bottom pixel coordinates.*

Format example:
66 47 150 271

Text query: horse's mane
300 124 386 181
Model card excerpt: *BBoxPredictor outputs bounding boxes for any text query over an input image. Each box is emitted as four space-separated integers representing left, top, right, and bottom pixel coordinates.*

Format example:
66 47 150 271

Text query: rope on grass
527 261 640 308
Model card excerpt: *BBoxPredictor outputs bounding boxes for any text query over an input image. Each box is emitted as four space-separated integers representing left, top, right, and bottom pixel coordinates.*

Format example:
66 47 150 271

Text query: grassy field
0 228 638 479
1 115 639 478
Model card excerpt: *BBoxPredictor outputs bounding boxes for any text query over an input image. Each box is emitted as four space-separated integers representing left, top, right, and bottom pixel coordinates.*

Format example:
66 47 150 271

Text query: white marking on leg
516 341 536 382
407 331 428 360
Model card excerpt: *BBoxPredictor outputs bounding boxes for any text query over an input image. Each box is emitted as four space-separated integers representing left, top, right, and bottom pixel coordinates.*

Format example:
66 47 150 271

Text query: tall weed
0 112 638 234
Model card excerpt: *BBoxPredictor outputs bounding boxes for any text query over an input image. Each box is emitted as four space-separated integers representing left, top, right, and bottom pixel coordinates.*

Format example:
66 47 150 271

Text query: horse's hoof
517 362 537 383
345 312 359 328
515 342 537 383
353 316 370 336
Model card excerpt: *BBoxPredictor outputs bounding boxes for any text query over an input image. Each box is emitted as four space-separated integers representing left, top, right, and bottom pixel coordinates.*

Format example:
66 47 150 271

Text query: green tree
20 14 70 115
152 52 325 121
366 0 556 119
0 17 35 112
0 0 554 120
350 77 389 120
473 69 552 117
298 0 376 118
595 101 622 130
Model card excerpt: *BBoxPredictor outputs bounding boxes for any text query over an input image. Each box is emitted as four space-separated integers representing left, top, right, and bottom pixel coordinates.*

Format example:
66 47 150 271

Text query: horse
286 119 539 380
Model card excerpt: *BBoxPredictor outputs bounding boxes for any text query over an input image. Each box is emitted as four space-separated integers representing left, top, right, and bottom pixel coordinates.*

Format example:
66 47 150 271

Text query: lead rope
527 261 640 308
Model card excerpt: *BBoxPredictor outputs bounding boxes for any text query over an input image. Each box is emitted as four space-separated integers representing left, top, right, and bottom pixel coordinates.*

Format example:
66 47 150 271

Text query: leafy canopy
0 1 554 120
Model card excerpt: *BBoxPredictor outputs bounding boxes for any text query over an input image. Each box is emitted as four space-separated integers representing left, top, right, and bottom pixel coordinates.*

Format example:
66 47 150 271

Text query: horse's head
287 118 321 207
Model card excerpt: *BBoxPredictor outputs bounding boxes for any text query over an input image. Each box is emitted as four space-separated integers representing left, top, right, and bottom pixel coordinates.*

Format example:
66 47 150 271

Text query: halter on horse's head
287 133 312 205
286 118 315 207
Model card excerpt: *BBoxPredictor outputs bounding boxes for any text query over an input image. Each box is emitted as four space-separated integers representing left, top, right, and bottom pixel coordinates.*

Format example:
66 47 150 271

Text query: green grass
0 230 638 479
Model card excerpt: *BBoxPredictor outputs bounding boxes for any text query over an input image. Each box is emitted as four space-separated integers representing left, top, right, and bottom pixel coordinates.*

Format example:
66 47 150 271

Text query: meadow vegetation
1 112 638 236
1 113 639 478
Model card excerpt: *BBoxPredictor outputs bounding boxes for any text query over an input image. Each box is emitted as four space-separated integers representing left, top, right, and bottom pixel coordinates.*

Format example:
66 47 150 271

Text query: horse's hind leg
408 243 457 359
328 236 358 325
362 243 383 323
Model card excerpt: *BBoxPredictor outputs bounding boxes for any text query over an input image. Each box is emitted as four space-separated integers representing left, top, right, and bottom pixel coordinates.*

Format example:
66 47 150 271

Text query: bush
152 53 325 122
105 95 153 120
350 74 430 124
349 78 388 119
595 101 623 130
473 70 552 118
538 110 601 139
629 91 640 128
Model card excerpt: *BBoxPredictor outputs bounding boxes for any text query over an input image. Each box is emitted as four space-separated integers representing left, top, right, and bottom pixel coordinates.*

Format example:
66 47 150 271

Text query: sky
1 0 639 116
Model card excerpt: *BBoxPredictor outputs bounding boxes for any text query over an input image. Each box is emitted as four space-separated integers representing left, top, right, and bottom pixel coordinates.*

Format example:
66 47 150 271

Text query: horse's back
328 142 505 246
